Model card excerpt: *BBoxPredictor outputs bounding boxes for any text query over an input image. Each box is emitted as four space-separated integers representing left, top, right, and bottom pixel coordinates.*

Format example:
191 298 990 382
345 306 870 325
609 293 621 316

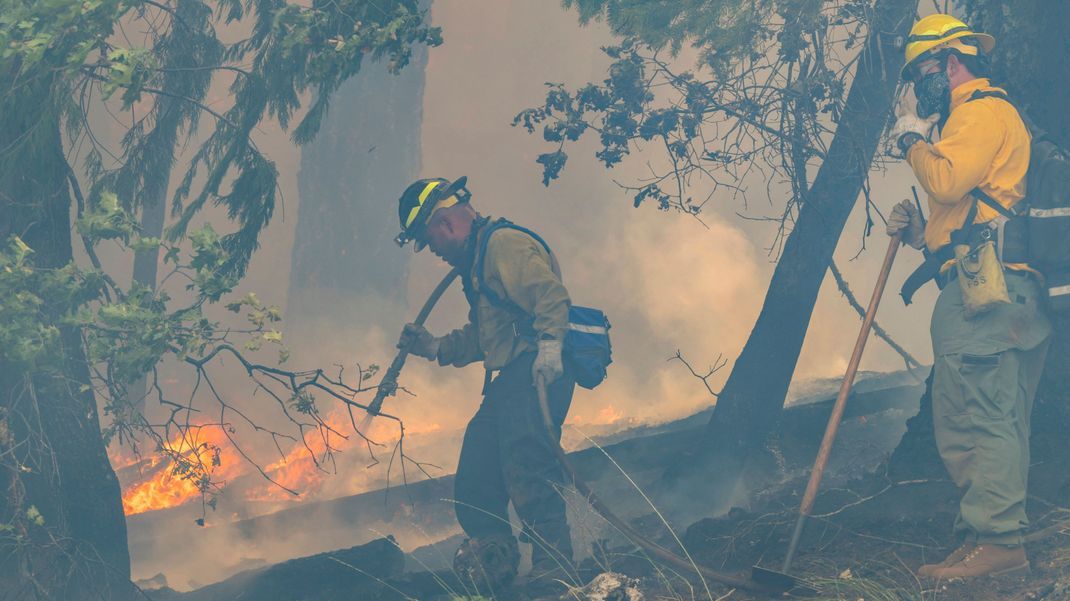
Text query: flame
114 407 447 515
245 413 350 502
119 425 243 515
595 404 625 424
245 411 443 503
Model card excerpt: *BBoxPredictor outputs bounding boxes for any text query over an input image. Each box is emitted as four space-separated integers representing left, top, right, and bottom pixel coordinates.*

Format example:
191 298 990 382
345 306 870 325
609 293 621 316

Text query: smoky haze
236 0 940 516
114 0 942 588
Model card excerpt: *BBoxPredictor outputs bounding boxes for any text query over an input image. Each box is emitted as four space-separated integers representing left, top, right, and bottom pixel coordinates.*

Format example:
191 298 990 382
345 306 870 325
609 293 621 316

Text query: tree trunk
126 94 179 418
662 0 917 512
287 42 429 334
0 74 132 599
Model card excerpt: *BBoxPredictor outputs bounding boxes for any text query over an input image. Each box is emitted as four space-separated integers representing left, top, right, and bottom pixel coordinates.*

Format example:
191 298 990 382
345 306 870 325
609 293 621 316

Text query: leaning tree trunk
663 0 917 513
0 73 132 600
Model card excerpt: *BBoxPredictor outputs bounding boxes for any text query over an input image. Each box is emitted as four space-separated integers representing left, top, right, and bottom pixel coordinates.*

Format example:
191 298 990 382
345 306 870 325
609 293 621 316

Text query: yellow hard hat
902 14 995 79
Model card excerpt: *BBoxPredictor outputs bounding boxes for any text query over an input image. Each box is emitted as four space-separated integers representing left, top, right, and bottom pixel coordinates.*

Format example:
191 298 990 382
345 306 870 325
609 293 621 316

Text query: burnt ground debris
139 348 1070 600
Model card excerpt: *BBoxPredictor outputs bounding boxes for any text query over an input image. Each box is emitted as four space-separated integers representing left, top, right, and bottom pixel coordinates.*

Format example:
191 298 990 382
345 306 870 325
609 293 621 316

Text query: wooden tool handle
798 233 901 515
782 232 902 573
366 268 460 416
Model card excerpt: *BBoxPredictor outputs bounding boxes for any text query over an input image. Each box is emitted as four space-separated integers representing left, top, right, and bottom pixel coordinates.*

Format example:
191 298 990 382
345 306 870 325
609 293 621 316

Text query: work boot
927 544 1029 580
453 534 520 591
523 522 575 594
917 542 975 578
523 558 577 596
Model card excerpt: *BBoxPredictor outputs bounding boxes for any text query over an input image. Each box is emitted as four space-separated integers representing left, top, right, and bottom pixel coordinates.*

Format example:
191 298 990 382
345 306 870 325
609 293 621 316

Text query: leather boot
917 542 975 578
524 523 576 595
927 544 1029 580
453 534 520 590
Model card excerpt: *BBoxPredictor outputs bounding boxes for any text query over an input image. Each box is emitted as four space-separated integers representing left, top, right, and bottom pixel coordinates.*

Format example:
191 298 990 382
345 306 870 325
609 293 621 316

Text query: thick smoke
118 0 942 588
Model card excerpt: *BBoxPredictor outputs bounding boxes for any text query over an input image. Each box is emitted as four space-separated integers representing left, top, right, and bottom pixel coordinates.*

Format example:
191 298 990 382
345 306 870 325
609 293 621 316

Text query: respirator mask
912 55 951 119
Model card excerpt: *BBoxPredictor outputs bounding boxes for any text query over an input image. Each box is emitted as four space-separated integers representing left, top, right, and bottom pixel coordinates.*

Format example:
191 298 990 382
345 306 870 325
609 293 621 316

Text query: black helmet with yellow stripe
395 176 471 251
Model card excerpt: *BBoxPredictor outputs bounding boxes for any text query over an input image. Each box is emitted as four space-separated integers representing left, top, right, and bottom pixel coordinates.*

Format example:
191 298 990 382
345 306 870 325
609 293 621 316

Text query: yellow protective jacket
436 219 571 371
906 78 1030 264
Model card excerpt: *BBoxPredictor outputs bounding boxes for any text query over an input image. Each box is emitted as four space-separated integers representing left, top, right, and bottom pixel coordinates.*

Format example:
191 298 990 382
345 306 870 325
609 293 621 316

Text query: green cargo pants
931 271 1051 545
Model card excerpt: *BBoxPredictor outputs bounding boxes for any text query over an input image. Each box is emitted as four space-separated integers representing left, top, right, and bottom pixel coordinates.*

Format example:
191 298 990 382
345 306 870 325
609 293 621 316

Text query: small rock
563 572 643 601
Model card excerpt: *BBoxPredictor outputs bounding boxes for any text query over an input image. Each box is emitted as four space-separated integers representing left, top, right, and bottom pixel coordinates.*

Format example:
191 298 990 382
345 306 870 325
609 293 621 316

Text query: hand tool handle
911 185 927 229
366 268 460 417
782 232 902 573
533 378 771 592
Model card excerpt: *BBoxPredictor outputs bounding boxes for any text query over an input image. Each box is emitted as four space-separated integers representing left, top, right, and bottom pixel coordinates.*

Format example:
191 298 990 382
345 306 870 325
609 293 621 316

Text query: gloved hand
398 323 440 360
886 199 926 249
532 339 564 386
888 94 939 157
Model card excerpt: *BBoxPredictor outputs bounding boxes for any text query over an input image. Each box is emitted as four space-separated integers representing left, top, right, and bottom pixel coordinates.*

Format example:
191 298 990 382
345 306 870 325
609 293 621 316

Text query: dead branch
669 350 727 397
828 260 924 373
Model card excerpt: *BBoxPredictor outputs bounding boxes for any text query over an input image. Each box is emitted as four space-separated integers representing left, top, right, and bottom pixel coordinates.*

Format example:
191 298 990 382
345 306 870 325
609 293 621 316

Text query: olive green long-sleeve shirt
436 220 571 371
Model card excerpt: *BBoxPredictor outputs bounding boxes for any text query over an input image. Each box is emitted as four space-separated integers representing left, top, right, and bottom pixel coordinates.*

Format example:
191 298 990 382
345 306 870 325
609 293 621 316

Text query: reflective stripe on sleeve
569 323 608 335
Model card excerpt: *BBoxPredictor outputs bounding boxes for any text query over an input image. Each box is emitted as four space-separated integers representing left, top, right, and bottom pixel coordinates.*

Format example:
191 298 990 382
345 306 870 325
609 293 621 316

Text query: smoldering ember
5 1 1070 600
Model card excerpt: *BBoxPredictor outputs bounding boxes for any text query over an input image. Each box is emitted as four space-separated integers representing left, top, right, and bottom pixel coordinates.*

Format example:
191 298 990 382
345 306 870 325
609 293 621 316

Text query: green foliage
25 505 45 527
563 0 839 71
226 291 286 357
160 0 442 276
75 191 139 243
0 0 438 553
0 0 126 73
0 237 103 367
0 225 288 393
188 223 238 302
518 1 872 214
3 0 441 279
102 46 157 105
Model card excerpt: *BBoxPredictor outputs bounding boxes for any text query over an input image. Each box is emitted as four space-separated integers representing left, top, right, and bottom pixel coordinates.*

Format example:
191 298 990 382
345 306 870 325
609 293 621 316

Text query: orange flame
114 408 446 515
119 425 243 515
245 411 442 503
245 413 350 503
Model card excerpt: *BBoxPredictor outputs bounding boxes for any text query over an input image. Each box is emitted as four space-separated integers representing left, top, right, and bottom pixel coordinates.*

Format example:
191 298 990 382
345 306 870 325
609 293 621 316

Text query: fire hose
370 270 787 595
360 268 461 433
532 379 781 595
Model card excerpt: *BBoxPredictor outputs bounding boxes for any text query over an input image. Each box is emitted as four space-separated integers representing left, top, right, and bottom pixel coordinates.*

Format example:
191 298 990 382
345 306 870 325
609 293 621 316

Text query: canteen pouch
955 241 1012 318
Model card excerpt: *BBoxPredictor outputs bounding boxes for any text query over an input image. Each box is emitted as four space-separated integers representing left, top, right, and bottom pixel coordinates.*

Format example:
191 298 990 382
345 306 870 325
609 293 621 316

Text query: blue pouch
476 219 612 389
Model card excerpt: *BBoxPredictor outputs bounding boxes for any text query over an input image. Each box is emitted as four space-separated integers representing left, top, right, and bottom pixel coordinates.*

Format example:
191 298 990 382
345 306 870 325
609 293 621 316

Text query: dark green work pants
931 272 1051 545
454 352 575 567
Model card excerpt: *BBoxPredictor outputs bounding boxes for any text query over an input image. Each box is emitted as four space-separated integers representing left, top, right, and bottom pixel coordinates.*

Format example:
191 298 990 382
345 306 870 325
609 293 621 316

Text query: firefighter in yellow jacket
393 176 575 590
888 15 1052 580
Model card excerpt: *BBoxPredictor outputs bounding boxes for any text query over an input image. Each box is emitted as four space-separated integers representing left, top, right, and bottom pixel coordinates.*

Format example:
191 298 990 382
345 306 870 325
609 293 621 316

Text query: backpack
475 219 612 389
966 90 1070 312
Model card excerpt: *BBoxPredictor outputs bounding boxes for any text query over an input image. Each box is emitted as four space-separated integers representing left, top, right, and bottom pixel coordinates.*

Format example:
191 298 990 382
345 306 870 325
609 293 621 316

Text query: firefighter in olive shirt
394 176 574 589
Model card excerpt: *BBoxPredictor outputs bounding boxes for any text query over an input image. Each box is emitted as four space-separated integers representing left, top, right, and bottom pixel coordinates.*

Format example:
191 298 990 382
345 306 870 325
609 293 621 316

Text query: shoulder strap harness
899 89 1025 304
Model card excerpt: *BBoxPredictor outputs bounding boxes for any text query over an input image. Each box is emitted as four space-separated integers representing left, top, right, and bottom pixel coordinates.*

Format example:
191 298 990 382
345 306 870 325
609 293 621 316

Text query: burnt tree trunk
0 74 132 599
663 0 917 512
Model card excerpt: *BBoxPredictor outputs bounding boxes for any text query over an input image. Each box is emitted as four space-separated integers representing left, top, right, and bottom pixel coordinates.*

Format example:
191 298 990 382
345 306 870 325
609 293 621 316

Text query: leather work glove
532 339 564 387
398 323 440 361
886 199 926 249
887 93 939 157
